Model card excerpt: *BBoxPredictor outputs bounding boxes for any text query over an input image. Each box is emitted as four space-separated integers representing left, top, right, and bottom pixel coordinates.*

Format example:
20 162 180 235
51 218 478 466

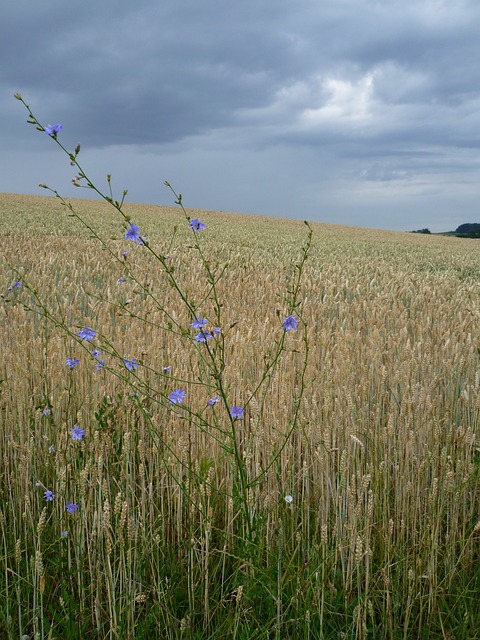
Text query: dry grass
1 192 480 639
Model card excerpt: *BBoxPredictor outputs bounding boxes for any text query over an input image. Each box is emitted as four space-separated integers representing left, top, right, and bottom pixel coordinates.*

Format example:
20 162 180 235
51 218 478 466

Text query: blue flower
65 358 80 369
190 218 206 232
45 124 62 135
124 358 138 372
71 425 85 441
78 326 96 341
42 407 51 416
230 406 244 419
213 327 221 335
61 530 69 538
8 281 22 291
92 349 101 358
195 331 213 343
95 359 105 371
66 502 79 514
117 276 126 284
163 366 171 373
190 316 208 330
282 315 299 331
44 489 55 502
208 395 220 406
125 223 144 244
169 389 186 404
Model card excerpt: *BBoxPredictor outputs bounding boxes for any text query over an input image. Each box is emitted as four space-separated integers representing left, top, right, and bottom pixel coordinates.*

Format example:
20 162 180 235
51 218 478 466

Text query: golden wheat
1 193 479 638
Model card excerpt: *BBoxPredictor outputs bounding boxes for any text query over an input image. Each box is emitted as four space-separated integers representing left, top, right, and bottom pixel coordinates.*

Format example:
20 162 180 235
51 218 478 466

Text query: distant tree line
453 223 480 238
409 223 480 238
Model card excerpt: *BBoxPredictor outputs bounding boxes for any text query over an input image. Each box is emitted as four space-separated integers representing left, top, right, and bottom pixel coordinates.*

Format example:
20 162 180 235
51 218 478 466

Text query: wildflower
44 124 62 135
65 357 80 369
70 425 85 441
42 407 51 416
61 530 69 538
95 359 105 371
48 444 55 453
125 223 144 244
8 281 22 291
213 327 221 335
190 316 208 330
208 395 220 406
195 331 213 343
284 494 293 505
35 482 42 487
92 349 101 358
78 326 96 341
169 389 186 404
282 315 299 331
163 366 171 373
189 218 206 232
122 250 128 259
117 276 126 284
124 358 138 372
66 502 78 515
44 489 55 502
230 406 244 419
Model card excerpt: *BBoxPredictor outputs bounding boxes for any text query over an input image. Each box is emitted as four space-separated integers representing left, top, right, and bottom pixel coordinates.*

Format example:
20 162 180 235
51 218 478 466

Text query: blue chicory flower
78 326 96 341
45 124 62 135
66 502 79 514
189 218 206 232
44 489 55 502
125 223 144 244
190 316 208 330
70 425 85 441
282 315 299 331
8 281 22 291
208 395 220 406
230 406 244 419
169 389 186 404
124 358 138 372
42 407 51 416
65 358 80 369
195 331 213 343
95 359 105 371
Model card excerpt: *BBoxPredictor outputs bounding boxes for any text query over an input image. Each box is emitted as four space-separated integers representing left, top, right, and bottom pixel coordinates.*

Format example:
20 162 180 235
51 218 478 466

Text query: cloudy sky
2 0 480 231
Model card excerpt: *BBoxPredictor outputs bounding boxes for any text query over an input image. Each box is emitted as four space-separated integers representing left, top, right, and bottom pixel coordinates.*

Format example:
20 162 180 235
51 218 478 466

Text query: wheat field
1 192 480 639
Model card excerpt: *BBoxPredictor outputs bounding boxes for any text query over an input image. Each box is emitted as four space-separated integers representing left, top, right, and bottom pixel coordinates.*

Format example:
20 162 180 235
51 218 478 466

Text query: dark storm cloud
4 0 303 145
2 0 480 230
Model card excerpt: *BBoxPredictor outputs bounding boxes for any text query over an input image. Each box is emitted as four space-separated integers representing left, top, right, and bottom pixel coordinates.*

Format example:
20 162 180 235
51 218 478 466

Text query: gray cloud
2 0 480 231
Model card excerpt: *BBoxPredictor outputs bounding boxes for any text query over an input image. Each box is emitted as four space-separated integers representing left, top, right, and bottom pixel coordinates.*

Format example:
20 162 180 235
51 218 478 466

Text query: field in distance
1 191 480 639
